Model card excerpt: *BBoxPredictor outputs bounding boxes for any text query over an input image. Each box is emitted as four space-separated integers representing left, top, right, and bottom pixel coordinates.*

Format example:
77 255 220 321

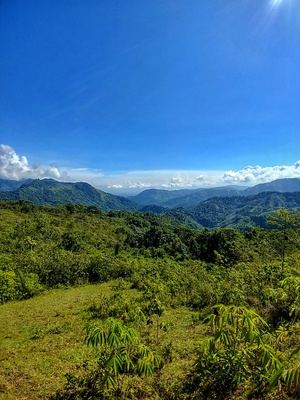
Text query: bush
16 272 44 299
0 270 18 303
0 270 44 303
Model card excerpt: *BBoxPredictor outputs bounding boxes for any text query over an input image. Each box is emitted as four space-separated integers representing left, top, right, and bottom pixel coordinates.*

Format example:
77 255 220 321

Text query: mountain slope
0 178 32 192
0 179 137 211
143 191 300 228
188 191 300 228
131 186 246 208
129 188 197 206
242 178 300 196
164 186 245 208
131 179 300 209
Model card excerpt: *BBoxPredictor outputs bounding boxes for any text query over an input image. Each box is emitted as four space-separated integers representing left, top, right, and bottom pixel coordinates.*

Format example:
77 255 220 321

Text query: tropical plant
185 305 282 399
85 318 162 396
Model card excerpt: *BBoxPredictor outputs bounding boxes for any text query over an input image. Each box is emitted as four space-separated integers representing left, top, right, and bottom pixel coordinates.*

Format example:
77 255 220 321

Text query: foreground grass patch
0 283 112 400
0 283 204 400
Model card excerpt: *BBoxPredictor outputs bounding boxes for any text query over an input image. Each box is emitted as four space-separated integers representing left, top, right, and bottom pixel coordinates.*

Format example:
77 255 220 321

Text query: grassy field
0 282 204 400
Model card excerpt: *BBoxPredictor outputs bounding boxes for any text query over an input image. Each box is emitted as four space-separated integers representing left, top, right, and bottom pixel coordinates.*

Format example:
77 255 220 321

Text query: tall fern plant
86 318 162 397
185 305 300 400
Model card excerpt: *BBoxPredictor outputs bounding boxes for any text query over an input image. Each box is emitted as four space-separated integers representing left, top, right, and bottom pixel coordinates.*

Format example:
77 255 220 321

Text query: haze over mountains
1 177 300 227
131 186 247 208
130 178 300 208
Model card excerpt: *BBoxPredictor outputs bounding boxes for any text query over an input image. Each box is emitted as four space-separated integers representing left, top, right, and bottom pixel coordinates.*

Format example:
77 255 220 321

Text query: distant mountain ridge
140 191 300 228
163 186 245 208
129 186 246 207
128 188 198 206
1 177 300 227
0 178 137 211
186 191 300 228
242 178 300 196
130 178 300 208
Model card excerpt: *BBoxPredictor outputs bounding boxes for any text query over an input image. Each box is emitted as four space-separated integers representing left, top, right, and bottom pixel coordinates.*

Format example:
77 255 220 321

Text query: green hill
0 179 137 211
143 192 300 228
188 191 300 228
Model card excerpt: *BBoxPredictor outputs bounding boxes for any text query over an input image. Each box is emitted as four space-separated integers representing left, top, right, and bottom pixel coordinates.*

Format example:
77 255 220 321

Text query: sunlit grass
0 283 204 400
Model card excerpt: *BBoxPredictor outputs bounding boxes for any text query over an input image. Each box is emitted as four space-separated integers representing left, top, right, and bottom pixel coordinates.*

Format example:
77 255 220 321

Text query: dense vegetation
0 179 136 211
1 200 300 399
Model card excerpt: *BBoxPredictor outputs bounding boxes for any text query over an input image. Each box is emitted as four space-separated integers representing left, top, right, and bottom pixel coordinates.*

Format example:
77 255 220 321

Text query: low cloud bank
1 144 300 192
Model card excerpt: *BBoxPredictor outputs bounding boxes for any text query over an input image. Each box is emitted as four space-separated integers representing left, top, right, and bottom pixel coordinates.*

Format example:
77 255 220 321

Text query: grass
0 283 112 400
0 282 205 400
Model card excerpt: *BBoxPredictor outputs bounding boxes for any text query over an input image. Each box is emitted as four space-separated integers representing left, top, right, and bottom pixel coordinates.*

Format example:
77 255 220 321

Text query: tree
267 209 300 276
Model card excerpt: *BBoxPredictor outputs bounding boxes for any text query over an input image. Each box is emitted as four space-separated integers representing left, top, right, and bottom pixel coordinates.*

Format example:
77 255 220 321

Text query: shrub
16 272 44 299
0 270 18 303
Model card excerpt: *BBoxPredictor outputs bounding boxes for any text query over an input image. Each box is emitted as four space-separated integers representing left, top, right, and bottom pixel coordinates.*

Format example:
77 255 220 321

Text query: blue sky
1 0 300 191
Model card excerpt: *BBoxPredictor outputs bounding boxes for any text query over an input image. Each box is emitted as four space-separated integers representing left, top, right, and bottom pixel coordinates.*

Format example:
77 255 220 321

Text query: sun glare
271 0 284 7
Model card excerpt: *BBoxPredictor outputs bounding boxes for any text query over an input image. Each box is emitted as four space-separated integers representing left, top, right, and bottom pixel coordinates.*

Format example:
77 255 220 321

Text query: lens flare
271 0 284 7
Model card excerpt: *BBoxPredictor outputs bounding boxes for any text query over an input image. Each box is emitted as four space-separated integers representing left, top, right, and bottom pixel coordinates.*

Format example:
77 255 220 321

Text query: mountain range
1 177 300 227
130 178 300 208
187 191 300 228
0 178 136 211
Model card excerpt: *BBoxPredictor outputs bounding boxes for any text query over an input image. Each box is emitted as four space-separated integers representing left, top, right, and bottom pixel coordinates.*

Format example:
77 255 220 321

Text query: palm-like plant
264 276 300 325
187 305 282 399
86 318 162 392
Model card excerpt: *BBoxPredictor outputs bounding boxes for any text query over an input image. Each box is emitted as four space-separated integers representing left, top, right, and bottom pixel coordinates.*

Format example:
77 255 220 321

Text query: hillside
140 191 300 228
188 191 300 228
0 282 203 400
0 178 32 192
129 188 197 206
242 178 300 196
1 201 300 399
163 186 244 208
0 179 137 211
0 203 300 400
131 179 300 209
130 186 246 207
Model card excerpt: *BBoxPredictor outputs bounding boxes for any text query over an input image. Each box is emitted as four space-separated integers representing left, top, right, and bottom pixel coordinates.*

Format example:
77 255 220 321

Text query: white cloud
107 184 124 189
1 144 300 193
223 162 300 185
0 144 62 180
